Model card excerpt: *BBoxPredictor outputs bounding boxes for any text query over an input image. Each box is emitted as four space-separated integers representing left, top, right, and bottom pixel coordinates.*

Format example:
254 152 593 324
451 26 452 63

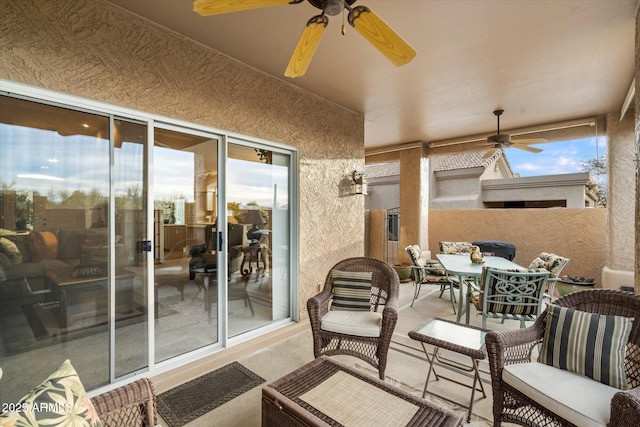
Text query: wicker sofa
485 289 640 427
0 228 130 299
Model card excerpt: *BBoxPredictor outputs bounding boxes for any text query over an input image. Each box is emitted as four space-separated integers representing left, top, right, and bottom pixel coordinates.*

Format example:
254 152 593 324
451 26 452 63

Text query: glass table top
412 318 486 350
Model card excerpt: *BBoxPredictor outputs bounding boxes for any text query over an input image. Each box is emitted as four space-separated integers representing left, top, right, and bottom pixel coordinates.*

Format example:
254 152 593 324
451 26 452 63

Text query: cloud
506 137 600 177
514 162 543 171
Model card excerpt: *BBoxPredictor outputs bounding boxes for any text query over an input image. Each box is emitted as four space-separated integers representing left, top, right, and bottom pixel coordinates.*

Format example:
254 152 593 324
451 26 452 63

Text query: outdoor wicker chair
307 257 400 380
92 378 157 427
485 289 640 427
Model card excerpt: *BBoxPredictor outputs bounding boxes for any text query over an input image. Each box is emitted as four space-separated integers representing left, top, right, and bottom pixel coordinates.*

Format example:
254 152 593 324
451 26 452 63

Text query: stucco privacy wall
0 0 365 315
429 208 607 285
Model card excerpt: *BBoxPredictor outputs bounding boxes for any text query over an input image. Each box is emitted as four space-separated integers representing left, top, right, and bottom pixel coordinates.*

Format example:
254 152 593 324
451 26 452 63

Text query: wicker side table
409 317 489 423
262 356 462 427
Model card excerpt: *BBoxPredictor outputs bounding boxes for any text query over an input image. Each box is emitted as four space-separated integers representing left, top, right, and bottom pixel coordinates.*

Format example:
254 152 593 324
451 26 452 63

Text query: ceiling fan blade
512 137 547 144
511 143 543 153
194 0 299 16
483 147 497 158
348 6 416 67
285 15 328 78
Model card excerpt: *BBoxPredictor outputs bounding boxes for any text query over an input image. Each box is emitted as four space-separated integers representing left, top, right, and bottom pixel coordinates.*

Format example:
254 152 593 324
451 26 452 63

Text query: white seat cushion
503 362 620 427
320 310 382 338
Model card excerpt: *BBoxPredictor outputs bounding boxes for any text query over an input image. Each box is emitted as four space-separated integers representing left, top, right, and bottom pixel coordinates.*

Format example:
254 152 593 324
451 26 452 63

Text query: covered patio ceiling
108 0 637 150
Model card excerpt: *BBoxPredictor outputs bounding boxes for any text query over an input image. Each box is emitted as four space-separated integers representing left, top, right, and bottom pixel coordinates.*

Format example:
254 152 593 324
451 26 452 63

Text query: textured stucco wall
366 182 400 211
0 0 365 316
607 111 636 271
429 208 607 285
398 147 428 263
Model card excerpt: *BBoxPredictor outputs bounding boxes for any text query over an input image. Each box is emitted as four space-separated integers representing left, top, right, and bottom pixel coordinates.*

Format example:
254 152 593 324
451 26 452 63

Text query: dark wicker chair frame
91 378 157 427
485 289 640 427
307 257 400 380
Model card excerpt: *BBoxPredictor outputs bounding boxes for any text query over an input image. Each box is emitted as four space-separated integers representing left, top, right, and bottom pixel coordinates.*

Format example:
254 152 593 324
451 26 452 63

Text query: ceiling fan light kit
194 0 416 77
321 0 345 16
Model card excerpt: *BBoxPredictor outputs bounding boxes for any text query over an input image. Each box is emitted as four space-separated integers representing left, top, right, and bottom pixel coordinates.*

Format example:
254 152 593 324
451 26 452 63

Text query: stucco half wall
428 208 607 286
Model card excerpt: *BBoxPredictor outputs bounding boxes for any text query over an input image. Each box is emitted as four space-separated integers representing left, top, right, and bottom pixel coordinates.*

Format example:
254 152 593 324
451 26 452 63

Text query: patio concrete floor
155 279 527 426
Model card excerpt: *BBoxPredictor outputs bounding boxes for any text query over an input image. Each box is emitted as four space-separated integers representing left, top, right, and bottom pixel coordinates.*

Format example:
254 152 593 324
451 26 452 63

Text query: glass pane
153 128 218 362
227 144 291 338
0 96 110 401
113 119 148 377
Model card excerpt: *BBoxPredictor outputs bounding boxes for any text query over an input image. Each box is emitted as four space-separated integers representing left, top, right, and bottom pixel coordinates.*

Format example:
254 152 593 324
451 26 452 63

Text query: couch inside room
0 227 130 302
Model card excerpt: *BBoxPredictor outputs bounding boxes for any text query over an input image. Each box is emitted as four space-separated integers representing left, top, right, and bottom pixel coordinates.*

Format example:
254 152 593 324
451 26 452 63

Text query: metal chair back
477 267 550 328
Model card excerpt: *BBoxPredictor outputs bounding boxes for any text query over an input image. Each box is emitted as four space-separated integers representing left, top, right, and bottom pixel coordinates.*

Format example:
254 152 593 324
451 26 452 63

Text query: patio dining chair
470 266 550 328
439 241 474 254
528 252 570 301
307 257 399 380
405 245 456 312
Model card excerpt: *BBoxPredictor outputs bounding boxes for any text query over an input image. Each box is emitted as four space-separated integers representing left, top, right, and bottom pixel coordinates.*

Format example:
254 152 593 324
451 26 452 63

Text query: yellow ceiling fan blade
483 147 497 158
348 6 416 67
194 0 300 16
285 15 328 78
512 144 543 153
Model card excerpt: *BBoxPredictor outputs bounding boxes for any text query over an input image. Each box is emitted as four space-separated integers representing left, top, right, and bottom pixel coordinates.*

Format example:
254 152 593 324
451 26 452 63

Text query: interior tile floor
156 279 531 426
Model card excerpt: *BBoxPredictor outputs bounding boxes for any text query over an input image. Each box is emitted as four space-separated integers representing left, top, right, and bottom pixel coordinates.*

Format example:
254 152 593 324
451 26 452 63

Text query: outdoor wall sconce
352 170 368 195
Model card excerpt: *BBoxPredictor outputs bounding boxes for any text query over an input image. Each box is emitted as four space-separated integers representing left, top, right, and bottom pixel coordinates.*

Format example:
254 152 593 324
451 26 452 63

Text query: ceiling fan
482 109 546 158
193 0 416 78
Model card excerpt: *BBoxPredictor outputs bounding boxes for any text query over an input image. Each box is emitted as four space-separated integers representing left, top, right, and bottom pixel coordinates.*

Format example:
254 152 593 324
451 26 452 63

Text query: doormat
157 362 265 427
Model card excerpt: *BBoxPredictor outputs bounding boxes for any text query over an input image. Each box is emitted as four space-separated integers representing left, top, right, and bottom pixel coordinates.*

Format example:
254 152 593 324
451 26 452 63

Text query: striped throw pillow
330 270 372 311
538 304 634 389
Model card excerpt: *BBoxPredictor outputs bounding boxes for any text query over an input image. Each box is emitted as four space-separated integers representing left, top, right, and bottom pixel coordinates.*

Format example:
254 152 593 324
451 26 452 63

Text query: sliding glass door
0 87 295 401
0 96 150 402
152 127 220 362
226 142 291 338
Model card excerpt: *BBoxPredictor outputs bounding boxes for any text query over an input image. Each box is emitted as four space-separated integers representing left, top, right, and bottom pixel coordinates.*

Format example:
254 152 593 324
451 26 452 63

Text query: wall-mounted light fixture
352 170 368 195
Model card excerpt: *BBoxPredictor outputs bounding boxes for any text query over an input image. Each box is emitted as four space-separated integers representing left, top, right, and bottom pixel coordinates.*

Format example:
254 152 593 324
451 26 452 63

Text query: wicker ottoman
262 356 463 426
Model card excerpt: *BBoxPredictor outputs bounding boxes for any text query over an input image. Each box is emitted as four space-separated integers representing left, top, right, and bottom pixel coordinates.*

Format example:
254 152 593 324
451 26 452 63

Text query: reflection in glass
153 128 219 362
0 95 294 402
227 144 291 338
0 96 111 401
114 119 149 378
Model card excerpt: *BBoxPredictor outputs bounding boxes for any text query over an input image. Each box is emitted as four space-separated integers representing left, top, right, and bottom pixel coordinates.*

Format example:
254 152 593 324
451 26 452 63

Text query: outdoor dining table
436 253 526 324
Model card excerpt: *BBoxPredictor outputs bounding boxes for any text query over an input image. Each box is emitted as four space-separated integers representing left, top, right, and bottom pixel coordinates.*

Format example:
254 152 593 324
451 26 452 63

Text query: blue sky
1 126 288 210
2 122 601 207
503 136 606 177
